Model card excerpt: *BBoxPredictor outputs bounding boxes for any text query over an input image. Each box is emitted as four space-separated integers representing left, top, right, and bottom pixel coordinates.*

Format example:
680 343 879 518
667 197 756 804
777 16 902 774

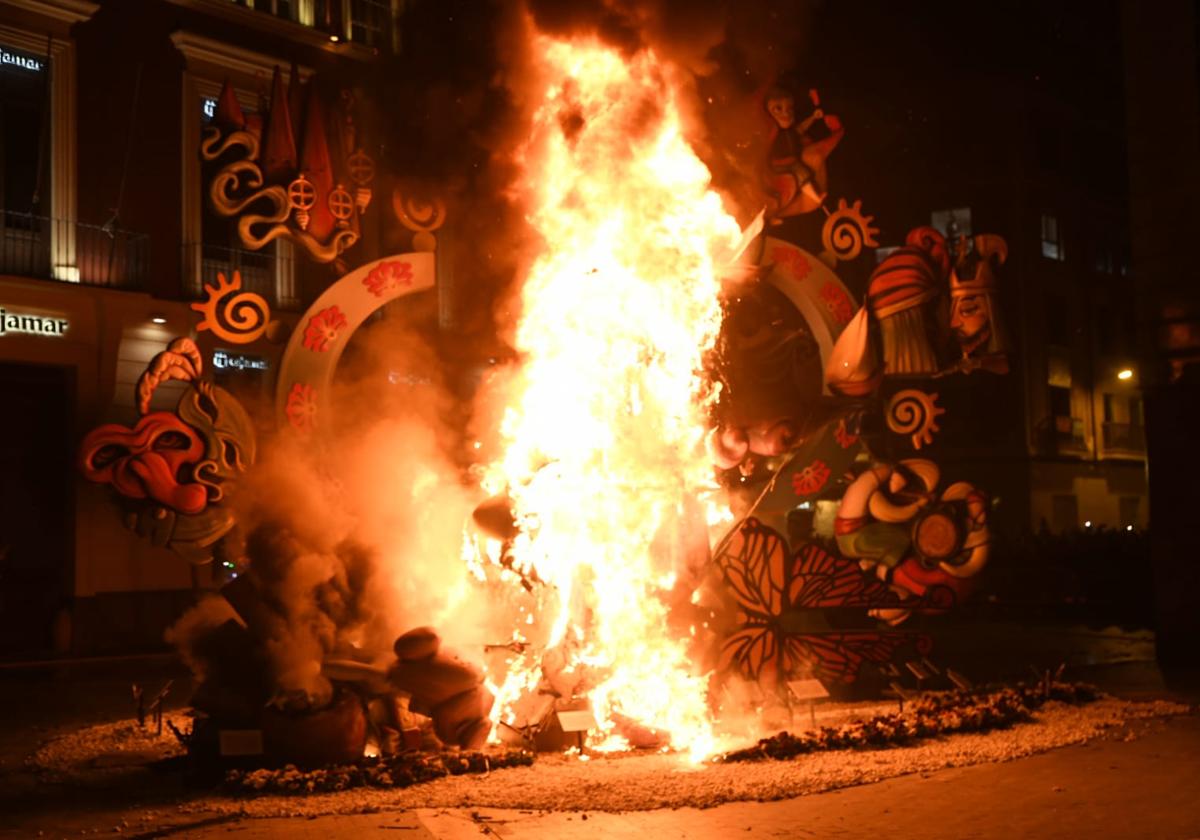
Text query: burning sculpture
471 32 743 757
77 21 1016 770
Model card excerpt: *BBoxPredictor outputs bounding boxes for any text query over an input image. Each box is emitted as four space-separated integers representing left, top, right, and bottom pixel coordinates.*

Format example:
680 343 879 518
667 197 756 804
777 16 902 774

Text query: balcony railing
1102 422 1146 452
183 241 301 311
0 211 148 290
1040 415 1087 454
1053 415 1085 443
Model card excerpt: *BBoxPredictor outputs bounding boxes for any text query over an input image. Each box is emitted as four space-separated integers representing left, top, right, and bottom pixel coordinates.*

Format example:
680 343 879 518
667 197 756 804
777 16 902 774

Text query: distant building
969 1 1148 536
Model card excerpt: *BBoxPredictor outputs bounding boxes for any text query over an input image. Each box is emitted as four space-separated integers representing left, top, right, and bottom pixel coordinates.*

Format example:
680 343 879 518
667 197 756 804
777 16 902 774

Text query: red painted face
78 412 208 514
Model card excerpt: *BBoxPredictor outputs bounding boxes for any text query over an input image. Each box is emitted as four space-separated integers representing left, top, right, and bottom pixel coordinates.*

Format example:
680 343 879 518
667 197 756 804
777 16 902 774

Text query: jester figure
947 234 1010 374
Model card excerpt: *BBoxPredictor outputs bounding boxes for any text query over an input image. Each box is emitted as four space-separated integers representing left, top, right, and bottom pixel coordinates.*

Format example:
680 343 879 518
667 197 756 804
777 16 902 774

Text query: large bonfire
476 29 743 758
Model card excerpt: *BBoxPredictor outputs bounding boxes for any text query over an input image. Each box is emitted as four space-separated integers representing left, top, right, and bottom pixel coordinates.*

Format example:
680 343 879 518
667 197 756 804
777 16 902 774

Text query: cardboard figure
388 627 494 749
947 234 1009 373
834 460 989 624
764 86 844 220
866 227 950 376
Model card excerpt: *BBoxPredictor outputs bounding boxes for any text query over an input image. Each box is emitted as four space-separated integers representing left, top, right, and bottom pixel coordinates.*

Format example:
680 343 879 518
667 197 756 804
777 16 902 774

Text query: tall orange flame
481 30 741 758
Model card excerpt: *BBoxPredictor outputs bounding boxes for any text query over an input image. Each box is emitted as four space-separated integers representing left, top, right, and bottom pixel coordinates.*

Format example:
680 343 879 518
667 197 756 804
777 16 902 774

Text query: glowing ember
480 30 741 759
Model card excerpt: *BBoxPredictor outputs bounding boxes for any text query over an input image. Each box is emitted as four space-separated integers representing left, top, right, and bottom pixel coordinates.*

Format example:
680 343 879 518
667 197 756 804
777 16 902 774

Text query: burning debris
167 522 496 767
468 25 744 759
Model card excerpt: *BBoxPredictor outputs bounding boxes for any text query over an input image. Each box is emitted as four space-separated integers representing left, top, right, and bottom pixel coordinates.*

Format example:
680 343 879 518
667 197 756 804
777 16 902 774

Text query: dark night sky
376 0 1126 324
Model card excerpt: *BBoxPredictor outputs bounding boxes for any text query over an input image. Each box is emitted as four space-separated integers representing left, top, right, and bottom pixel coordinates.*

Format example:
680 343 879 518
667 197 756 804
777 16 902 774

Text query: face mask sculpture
949 234 1009 364
78 337 256 563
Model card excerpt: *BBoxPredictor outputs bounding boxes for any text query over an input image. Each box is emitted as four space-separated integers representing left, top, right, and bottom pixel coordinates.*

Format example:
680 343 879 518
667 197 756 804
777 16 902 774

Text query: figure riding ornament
764 86 844 220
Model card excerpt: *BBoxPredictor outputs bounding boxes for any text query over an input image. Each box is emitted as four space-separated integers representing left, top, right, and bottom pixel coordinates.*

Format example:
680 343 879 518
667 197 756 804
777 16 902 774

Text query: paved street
201 715 1200 839
3 713 1194 839
0 623 1194 839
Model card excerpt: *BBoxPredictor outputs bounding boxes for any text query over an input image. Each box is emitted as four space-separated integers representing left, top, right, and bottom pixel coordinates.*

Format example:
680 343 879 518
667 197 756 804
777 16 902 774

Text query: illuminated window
1041 212 1065 261
0 39 76 282
1047 353 1072 388
311 0 395 48
0 45 47 219
930 207 971 240
348 0 393 48
874 245 900 264
231 0 301 24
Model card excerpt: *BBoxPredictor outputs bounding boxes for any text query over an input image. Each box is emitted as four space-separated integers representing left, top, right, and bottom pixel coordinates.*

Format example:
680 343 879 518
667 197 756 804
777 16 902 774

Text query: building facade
0 0 404 656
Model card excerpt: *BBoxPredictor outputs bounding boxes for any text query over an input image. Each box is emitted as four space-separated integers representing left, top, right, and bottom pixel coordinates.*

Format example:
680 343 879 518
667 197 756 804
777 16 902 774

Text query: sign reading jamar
0 307 69 337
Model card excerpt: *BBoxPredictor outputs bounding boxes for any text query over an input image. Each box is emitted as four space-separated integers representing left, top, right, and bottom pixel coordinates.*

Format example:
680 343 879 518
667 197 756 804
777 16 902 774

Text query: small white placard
787 679 830 701
556 710 597 733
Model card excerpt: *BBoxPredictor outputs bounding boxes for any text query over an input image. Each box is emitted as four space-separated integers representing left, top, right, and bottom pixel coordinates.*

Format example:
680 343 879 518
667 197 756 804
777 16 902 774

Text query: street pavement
192 714 1200 839
0 621 1195 839
7 712 1193 839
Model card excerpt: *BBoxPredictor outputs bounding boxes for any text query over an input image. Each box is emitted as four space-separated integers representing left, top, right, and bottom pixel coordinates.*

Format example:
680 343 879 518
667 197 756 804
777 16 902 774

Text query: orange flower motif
791 459 831 496
834 418 860 449
285 383 318 432
819 281 855 325
771 246 811 281
363 260 414 297
302 305 348 353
